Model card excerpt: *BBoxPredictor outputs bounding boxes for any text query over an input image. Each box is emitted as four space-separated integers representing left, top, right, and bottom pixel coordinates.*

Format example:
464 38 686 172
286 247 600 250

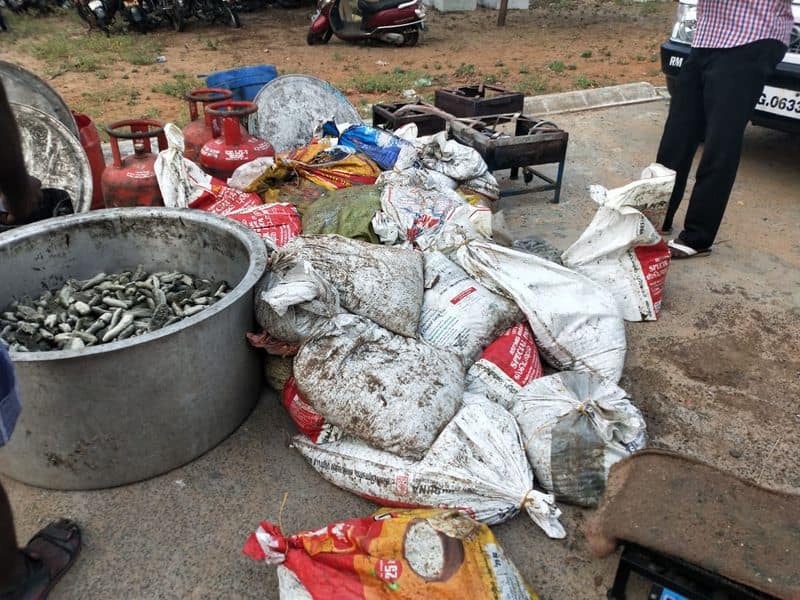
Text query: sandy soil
2 1 675 130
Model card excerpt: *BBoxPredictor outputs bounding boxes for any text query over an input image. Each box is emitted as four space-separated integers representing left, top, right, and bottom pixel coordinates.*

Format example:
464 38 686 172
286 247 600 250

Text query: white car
661 0 800 133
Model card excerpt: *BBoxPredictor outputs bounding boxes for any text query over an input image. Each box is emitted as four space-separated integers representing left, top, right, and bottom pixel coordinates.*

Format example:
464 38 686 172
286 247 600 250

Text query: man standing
0 81 81 599
657 0 792 258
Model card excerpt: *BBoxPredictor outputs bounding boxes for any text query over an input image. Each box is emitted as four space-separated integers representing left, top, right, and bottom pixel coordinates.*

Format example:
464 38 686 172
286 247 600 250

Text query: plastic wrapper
562 164 674 321
286 144 382 190
509 371 647 507
293 397 565 538
243 508 539 600
325 121 418 171
294 314 464 460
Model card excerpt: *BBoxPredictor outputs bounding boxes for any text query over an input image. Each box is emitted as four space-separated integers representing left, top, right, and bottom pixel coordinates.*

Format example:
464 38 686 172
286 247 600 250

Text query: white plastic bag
465 323 543 408
293 396 566 538
294 314 464 460
419 251 522 365
434 231 627 382
562 164 674 322
154 123 211 208
278 235 424 338
509 371 647 507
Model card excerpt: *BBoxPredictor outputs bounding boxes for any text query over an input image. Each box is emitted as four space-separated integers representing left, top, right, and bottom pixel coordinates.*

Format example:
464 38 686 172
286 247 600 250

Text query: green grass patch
151 72 196 98
547 60 566 73
454 63 475 77
580 50 593 59
574 74 598 89
29 26 163 76
515 73 547 96
347 68 434 94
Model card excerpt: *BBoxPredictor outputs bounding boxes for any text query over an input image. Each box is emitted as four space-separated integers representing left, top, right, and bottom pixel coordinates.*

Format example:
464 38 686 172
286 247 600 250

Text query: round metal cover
251 74 362 153
1 61 79 138
11 102 92 213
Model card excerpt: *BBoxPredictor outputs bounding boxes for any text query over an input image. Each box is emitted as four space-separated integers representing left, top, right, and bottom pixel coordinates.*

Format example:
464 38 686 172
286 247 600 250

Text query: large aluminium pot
0 208 268 489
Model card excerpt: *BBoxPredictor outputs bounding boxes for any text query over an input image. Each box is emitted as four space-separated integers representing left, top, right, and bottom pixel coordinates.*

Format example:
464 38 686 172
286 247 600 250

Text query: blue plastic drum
206 65 278 102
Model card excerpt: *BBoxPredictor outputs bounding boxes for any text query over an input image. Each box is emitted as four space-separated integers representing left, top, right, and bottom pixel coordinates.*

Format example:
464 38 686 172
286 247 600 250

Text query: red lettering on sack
394 474 409 496
634 241 670 316
450 287 477 305
376 559 402 583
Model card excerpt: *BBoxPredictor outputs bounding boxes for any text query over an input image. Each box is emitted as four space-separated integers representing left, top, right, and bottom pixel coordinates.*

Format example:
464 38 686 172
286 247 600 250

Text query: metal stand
609 544 775 600
503 160 566 203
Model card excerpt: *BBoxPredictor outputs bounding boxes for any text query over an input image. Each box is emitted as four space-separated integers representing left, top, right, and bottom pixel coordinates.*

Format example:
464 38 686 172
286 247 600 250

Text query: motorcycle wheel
402 29 418 46
306 28 331 45
222 3 239 27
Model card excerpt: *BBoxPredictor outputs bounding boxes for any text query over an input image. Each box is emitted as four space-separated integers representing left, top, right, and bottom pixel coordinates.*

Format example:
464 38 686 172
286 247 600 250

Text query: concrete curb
523 82 665 117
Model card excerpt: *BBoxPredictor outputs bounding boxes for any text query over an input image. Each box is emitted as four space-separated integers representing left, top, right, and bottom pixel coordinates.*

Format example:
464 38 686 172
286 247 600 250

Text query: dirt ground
2 0 674 131
3 95 799 598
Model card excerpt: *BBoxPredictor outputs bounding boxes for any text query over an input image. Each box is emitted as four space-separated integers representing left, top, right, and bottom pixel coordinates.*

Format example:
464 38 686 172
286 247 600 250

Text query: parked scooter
307 0 424 46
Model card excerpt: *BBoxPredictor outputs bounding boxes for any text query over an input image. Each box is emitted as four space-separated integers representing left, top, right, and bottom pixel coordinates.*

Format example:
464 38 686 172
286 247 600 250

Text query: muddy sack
243 508 537 600
294 314 463 460
509 371 647 507
465 323 543 407
279 235 424 338
419 251 522 366
282 377 343 444
562 164 674 321
293 397 565 538
255 257 343 344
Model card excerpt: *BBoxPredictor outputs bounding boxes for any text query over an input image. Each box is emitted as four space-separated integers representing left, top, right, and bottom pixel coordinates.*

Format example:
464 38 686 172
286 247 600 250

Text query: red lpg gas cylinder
199 101 274 181
71 111 106 210
102 119 167 208
183 88 233 163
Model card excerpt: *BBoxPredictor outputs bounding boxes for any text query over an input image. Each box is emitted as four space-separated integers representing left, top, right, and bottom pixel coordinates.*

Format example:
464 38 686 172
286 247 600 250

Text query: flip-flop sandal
0 519 82 600
668 239 712 259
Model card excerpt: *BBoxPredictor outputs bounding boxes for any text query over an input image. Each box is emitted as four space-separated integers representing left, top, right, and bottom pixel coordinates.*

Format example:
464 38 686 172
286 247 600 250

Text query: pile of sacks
245 120 675 539
157 97 674 539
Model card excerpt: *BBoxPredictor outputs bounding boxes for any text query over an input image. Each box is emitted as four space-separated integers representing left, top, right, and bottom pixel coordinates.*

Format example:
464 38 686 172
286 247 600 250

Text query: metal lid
251 74 362 153
11 102 92 213
1 60 79 138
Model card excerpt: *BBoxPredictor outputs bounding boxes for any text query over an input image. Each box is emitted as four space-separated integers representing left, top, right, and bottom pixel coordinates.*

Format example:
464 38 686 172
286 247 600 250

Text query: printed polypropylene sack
377 181 467 246
225 203 301 246
293 314 463 460
187 179 264 215
418 132 491 183
255 258 343 344
419 251 522 365
509 371 647 507
562 164 674 321
293 397 565 538
243 508 539 600
282 377 343 444
465 323 543 408
279 235 424 338
439 236 626 383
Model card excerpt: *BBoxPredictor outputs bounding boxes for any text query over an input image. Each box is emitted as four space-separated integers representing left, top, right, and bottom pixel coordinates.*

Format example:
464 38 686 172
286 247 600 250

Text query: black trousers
656 39 786 249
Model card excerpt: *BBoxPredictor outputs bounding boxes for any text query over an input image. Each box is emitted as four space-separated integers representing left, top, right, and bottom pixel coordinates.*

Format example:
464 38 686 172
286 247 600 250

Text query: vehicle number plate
88 0 102 9
756 85 800 120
